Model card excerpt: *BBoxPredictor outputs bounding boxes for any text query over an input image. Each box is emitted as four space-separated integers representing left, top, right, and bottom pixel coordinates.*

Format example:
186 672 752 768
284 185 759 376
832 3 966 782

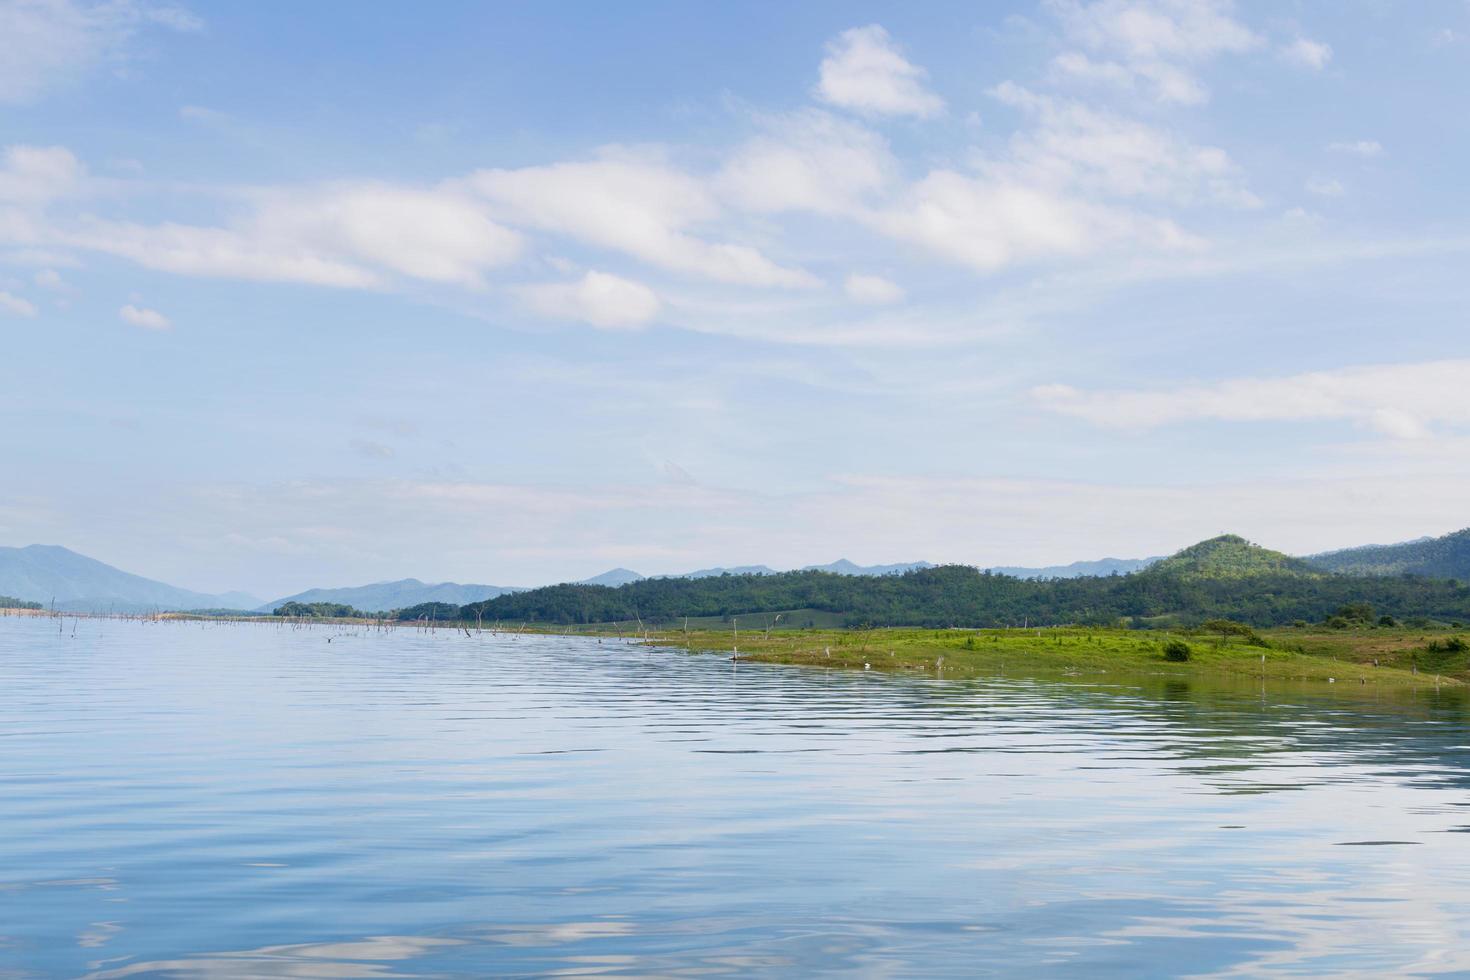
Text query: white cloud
0 290 38 317
1433 28 1462 46
1327 140 1382 157
1281 37 1332 70
49 180 521 289
1305 175 1344 197
521 271 661 329
843 274 905 305
867 85 1254 273
119 303 169 329
4 144 816 297
1051 50 1208 105
0 0 201 104
815 25 944 118
1054 0 1261 61
0 144 85 205
717 110 895 216
469 156 818 287
1033 359 1470 439
249 184 522 287
69 219 382 288
1050 0 1261 104
876 170 1191 272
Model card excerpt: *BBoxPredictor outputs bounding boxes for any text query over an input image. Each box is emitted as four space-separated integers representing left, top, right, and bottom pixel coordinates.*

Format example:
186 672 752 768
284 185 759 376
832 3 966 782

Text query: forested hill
1308 528 1470 580
1149 534 1316 578
456 535 1470 630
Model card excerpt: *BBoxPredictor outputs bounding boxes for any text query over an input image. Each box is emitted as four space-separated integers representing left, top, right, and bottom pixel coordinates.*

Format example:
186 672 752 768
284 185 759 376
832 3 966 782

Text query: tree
274 601 364 618
1163 640 1192 662
1333 602 1376 624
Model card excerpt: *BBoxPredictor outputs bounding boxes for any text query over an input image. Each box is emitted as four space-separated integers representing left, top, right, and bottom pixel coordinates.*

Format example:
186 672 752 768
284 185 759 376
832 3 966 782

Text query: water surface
3 615 1470 976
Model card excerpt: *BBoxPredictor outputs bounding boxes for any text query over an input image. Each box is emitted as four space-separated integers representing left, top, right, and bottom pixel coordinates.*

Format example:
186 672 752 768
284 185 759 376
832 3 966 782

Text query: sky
3 0 1470 599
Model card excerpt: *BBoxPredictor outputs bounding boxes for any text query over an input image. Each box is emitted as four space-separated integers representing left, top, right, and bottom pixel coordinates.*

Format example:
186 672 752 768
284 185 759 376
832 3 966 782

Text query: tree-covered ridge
1149 534 1316 579
1309 528 1470 580
274 601 373 618
455 535 1470 629
0 595 42 610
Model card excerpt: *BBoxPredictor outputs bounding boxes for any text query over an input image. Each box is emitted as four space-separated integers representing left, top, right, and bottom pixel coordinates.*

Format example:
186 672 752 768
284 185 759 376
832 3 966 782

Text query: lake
3 615 1470 977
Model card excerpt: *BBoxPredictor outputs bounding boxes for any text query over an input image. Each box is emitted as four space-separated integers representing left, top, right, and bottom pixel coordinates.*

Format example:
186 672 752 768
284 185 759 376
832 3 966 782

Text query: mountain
675 565 778 578
0 544 262 613
582 561 928 583
802 559 932 576
1307 528 1470 579
261 578 522 613
1145 534 1316 579
579 568 646 587
988 556 1162 579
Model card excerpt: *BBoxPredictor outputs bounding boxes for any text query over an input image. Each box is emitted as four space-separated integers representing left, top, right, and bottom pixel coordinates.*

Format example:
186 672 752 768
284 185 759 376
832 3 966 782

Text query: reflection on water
2 616 1470 976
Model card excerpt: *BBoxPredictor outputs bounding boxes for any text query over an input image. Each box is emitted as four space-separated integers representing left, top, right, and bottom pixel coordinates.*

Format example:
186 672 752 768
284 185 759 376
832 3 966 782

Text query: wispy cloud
0 0 202 104
1034 359 1470 439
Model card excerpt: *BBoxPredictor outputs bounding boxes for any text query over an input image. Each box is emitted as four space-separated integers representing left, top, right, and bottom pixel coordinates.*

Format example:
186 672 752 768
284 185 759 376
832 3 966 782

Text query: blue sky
3 0 1470 598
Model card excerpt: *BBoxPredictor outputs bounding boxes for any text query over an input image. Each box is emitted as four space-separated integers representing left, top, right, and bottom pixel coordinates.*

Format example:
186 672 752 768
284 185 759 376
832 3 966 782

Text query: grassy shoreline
3 606 1458 688
646 626 1459 688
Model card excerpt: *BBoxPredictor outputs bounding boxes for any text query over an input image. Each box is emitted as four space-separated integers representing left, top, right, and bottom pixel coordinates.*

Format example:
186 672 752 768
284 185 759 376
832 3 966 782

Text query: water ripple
2 616 1470 976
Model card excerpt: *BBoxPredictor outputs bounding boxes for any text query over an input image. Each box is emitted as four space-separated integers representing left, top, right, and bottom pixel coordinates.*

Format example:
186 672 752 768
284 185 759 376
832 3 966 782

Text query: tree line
447 565 1470 629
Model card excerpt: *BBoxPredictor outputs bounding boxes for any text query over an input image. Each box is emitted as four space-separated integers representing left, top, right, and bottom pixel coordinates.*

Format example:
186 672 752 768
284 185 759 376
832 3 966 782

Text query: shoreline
1 609 1458 689
644 626 1457 689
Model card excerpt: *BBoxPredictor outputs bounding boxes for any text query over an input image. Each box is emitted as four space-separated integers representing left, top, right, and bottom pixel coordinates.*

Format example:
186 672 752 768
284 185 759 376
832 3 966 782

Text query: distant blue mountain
579 568 646 587
987 556 1162 580
0 544 263 613
803 559 932 576
577 559 932 586
666 565 778 579
261 579 522 613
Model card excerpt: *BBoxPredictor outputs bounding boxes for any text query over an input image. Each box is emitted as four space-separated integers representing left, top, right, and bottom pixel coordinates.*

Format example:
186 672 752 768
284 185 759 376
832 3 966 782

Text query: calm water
4 617 1470 977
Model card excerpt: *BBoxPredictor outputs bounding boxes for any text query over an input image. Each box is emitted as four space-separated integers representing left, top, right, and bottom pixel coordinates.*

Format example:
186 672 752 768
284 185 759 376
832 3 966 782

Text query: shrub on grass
1163 640 1192 662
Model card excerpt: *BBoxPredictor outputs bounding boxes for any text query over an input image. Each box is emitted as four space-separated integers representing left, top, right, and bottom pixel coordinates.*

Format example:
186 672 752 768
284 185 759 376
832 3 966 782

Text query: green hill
453 534 1470 630
1308 528 1470 580
1146 535 1317 579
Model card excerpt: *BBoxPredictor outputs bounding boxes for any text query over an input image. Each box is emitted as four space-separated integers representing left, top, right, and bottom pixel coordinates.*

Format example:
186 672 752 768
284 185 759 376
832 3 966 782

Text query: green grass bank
646 626 1458 688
